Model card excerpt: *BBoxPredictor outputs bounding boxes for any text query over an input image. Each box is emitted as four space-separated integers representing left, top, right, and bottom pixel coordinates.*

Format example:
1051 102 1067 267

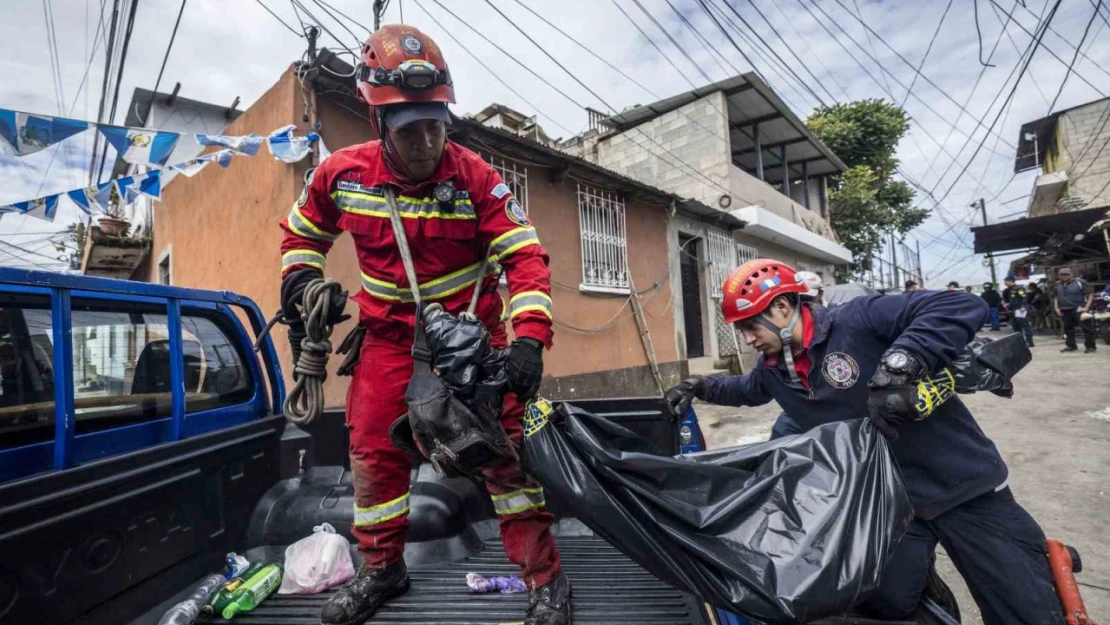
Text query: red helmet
357 24 455 106
721 259 807 324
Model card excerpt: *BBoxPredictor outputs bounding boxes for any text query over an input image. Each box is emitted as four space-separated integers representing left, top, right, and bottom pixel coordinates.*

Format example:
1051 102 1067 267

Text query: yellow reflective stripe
354 492 410 526
332 190 476 220
490 227 540 259
490 487 546 516
282 250 326 271
509 291 552 319
359 262 485 303
287 205 337 241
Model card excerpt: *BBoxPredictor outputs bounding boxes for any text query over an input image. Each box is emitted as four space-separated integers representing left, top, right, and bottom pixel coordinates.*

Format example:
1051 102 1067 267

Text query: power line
302 0 363 47
140 0 188 127
1045 0 1102 114
903 0 953 107
87 0 121 185
313 0 372 35
657 0 732 79
252 0 303 36
973 0 997 67
628 0 714 84
94 0 140 183
763 0 852 101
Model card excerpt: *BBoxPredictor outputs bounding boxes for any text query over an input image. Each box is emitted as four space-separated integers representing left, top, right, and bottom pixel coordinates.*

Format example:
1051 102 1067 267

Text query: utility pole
890 231 899 290
373 0 387 29
975 198 998 286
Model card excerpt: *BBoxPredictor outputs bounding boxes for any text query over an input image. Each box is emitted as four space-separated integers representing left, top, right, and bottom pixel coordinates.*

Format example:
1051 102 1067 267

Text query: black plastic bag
423 307 509 408
949 333 1032 398
521 402 914 625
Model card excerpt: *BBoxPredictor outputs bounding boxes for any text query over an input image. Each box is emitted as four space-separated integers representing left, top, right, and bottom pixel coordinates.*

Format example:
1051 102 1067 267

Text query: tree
807 99 929 260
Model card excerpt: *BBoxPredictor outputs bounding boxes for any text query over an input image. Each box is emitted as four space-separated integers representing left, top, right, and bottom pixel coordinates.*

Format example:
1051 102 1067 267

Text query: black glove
664 376 707 421
504 337 544 399
867 348 925 440
281 268 349 327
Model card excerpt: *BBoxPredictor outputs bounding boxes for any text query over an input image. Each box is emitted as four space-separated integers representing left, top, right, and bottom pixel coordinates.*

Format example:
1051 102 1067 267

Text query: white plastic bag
278 523 356 594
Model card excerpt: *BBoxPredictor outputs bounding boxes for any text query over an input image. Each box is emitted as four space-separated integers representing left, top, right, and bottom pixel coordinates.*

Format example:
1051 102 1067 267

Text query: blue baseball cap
382 102 451 130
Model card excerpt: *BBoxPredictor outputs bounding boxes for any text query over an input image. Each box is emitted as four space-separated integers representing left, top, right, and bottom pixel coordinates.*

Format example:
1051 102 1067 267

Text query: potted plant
97 185 130 236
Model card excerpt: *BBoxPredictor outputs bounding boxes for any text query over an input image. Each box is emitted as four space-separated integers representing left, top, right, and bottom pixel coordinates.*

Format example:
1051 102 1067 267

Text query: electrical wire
657 0 732 79
628 0 715 84
1045 0 1102 114
293 0 358 48
253 0 304 36
973 0 997 67
902 0 953 108
94 0 139 183
303 0 363 47
744 0 839 104
140 0 188 127
987 0 1110 91
313 0 372 35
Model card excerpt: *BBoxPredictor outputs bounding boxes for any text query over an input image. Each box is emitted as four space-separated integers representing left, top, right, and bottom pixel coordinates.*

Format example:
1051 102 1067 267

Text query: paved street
698 329 1110 624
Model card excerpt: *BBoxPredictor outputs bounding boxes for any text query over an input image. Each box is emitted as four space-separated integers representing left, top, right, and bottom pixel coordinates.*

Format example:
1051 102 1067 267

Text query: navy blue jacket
703 291 1008 519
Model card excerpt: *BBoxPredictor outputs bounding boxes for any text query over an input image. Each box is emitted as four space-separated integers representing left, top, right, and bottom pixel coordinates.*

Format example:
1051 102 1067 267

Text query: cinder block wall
1060 101 1110 210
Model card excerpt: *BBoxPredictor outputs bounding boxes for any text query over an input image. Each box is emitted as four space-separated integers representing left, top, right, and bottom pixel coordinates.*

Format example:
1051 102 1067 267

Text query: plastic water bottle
157 574 226 625
222 564 284 619
207 561 266 615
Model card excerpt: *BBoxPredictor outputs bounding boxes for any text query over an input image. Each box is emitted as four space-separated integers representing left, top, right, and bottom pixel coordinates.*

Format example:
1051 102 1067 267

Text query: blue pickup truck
0 268 958 625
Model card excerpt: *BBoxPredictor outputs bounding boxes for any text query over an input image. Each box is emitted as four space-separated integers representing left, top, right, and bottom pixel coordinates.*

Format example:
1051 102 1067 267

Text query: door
680 236 704 358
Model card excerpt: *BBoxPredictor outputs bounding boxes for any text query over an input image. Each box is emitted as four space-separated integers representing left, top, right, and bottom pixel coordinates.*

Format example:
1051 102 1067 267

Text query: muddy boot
320 561 409 625
524 571 572 625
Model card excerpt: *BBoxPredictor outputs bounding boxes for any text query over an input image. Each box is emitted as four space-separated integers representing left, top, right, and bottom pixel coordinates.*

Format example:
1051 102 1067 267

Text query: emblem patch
401 34 423 54
822 352 860 390
490 182 511 199
506 198 529 226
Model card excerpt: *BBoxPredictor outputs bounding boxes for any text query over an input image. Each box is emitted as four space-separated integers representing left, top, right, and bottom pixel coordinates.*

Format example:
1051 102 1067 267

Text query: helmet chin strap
755 303 803 382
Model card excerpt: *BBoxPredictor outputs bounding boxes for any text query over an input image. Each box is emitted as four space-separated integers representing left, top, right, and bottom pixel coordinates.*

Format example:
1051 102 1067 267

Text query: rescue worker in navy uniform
1003 275 1035 347
279 25 569 625
664 259 1064 625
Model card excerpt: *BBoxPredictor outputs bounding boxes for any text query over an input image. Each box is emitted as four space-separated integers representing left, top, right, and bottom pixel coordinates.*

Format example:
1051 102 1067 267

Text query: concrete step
688 356 729 377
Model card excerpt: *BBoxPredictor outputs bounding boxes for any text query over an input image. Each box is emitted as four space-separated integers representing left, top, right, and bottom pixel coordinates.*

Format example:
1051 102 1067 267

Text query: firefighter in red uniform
278 25 569 625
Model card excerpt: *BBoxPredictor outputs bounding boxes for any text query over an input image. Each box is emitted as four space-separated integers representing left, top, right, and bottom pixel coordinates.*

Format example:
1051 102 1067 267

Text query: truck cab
0 268 716 625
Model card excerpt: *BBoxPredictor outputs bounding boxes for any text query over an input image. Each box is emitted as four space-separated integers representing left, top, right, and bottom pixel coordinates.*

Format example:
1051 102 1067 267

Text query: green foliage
807 99 927 260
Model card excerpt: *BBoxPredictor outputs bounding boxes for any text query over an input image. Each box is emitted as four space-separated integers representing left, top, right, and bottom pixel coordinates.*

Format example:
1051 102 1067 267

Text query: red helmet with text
357 24 455 106
721 259 808 325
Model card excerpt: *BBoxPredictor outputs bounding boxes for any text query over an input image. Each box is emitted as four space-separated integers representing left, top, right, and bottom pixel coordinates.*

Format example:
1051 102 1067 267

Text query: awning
729 205 853 264
971 208 1110 254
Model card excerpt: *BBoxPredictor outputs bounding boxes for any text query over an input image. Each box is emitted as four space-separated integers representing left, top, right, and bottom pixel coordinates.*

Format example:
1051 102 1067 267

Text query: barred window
706 227 737 300
736 242 758 265
481 152 529 213
577 184 629 291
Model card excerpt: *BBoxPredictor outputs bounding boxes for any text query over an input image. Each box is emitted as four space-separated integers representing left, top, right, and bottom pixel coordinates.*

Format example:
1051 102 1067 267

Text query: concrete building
133 50 746 403
973 97 1110 292
562 74 852 369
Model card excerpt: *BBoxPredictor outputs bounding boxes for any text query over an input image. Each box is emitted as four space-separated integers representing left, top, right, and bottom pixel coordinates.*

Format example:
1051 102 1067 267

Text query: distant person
947 281 961 291
904 279 918 293
1053 267 1096 353
1027 283 1049 332
1002 276 1034 347
964 286 973 293
981 283 1002 331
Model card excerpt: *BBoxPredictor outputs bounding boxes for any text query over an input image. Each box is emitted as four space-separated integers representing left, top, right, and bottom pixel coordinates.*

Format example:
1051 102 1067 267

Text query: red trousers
345 329 561 588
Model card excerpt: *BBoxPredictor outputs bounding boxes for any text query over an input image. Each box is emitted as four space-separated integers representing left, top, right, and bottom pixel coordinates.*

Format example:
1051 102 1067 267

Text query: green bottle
221 564 284 619
205 562 266 615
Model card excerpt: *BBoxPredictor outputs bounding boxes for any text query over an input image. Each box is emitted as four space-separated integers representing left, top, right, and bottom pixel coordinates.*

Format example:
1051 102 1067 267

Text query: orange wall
149 76 678 407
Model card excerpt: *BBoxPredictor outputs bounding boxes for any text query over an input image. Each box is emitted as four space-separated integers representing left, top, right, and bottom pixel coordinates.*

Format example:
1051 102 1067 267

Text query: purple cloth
466 573 528 594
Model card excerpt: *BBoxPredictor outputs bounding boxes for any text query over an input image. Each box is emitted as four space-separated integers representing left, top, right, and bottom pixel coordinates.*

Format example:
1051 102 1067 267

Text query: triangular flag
196 133 264 155
137 170 162 200
66 187 97 215
267 125 316 163
0 109 88 156
214 150 235 168
169 153 215 177
16 195 60 222
99 125 180 166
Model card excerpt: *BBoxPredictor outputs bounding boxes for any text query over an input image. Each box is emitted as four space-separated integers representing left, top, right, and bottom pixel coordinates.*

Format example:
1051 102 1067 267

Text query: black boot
525 571 572 625
320 561 409 625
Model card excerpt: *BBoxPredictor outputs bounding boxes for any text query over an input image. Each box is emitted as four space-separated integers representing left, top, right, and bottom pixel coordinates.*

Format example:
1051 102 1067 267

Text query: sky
1 0 1108 286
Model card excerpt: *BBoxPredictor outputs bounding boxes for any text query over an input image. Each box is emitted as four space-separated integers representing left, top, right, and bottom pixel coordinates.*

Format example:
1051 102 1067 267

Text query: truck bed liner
199 535 711 625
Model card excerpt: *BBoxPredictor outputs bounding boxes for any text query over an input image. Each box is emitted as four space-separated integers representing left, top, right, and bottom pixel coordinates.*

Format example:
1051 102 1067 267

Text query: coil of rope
283 277 345 424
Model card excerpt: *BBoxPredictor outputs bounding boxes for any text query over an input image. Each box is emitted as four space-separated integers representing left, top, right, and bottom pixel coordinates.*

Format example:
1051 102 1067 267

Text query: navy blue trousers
862 487 1064 625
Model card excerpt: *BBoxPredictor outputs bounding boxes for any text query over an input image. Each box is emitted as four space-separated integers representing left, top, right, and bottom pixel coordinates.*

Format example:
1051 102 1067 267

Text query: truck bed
196 535 712 625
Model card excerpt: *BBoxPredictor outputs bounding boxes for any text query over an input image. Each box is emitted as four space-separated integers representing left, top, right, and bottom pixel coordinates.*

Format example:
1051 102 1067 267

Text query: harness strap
756 303 803 383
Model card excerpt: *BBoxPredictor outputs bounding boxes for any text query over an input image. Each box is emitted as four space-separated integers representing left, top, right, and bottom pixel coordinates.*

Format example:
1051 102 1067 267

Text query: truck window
71 303 172 434
180 312 253 413
0 297 55 450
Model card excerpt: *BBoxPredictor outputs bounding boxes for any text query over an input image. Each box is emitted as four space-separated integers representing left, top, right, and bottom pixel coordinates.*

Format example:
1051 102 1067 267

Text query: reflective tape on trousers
361 262 486 303
354 492 410 526
490 487 546 516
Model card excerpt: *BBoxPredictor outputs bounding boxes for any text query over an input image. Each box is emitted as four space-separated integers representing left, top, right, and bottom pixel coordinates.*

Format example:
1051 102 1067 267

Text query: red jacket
280 140 553 346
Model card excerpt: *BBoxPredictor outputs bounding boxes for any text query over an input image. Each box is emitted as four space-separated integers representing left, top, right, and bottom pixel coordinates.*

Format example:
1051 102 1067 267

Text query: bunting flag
116 170 163 203
99 125 180 167
197 133 264 155
268 125 318 163
0 110 87 156
8 196 61 222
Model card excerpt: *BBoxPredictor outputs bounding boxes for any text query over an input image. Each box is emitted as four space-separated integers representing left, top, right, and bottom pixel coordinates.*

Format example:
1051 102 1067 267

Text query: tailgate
198 535 711 625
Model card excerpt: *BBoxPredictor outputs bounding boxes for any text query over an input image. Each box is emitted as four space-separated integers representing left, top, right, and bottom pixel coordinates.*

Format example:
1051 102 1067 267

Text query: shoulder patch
297 167 315 207
490 182 511 199
506 198 530 226
821 352 860 390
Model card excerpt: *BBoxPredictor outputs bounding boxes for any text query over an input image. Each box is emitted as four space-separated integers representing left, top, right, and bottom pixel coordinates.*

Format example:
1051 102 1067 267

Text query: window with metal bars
577 184 629 291
480 152 528 213
707 227 738 300
736 242 758 266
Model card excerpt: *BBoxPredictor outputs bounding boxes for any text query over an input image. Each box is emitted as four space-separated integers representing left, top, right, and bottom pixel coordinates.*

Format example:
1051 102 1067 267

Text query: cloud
1 0 1106 285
